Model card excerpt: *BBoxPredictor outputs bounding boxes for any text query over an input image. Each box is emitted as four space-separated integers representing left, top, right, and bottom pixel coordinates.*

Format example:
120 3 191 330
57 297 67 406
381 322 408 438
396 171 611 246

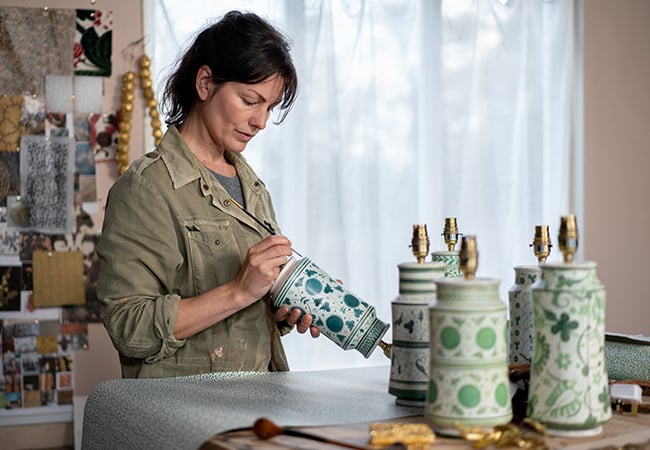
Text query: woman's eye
242 98 256 106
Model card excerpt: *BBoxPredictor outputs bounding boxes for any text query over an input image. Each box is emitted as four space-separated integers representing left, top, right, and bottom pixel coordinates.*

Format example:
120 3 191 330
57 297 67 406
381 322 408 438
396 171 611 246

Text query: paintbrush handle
229 198 303 257
283 428 369 450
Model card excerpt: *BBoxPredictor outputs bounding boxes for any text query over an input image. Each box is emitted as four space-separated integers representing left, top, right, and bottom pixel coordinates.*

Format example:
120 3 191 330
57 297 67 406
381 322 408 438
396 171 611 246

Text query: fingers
234 236 293 302
274 307 320 339
249 235 293 259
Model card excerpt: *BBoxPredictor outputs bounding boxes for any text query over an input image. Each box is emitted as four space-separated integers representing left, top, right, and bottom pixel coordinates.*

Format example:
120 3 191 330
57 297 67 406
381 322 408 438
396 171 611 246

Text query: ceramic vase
426 278 512 435
527 262 611 437
508 265 540 366
389 262 446 406
269 257 389 358
430 251 462 278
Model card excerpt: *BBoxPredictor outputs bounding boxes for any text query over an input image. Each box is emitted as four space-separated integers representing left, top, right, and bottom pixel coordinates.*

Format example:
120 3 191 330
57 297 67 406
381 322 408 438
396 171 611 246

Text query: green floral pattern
528 262 611 436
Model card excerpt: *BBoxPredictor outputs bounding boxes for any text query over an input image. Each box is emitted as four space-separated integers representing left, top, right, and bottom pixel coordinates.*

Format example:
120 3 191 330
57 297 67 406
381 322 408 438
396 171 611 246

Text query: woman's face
197 71 285 153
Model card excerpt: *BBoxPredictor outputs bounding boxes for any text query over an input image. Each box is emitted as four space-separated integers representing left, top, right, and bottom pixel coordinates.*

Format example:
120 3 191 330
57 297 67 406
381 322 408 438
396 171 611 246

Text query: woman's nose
250 108 269 130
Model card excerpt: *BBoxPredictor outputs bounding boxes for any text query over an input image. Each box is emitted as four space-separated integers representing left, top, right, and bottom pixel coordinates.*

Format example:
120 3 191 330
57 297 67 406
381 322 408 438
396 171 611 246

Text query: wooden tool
253 417 371 450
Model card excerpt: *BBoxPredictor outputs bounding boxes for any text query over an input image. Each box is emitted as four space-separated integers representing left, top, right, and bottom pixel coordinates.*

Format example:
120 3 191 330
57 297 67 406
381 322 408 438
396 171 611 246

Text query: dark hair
162 10 298 126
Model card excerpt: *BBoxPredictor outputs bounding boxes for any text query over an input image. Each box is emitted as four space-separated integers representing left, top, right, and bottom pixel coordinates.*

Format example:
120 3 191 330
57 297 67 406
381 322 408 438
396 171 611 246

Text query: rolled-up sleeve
101 294 186 362
97 162 187 361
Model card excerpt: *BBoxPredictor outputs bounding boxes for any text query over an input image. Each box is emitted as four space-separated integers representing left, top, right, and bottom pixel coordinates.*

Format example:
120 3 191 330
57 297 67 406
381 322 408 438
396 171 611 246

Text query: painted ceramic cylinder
426 278 512 434
389 262 446 406
527 262 611 437
430 251 462 278
508 265 540 366
269 257 389 358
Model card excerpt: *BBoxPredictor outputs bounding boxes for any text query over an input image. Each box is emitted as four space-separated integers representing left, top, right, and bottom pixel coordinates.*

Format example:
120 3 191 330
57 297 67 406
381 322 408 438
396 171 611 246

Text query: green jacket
97 126 290 378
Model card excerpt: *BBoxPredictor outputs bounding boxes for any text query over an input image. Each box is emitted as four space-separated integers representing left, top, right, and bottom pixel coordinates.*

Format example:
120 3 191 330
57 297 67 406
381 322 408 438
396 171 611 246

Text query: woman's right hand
232 235 293 304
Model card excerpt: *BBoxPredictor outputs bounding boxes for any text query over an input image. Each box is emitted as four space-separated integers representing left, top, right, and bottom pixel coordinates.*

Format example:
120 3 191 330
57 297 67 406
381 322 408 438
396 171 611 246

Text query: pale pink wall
584 0 650 336
0 0 144 395
0 0 140 445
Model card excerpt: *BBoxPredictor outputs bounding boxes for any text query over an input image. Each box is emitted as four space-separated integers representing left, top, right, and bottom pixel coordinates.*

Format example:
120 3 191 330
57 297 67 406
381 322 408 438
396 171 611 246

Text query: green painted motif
495 383 509 407
458 385 481 408
427 277 511 433
476 327 496 350
441 326 461 349
528 262 611 436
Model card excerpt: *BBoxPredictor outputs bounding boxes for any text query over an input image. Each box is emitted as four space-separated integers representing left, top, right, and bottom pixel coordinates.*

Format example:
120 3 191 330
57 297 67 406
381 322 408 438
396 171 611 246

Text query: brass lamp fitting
411 224 430 264
442 217 462 251
530 225 552 263
378 340 392 358
459 235 478 280
558 214 579 264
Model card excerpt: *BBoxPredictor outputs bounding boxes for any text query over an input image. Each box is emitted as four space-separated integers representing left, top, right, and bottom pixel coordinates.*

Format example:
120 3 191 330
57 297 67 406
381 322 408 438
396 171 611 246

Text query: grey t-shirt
211 170 245 208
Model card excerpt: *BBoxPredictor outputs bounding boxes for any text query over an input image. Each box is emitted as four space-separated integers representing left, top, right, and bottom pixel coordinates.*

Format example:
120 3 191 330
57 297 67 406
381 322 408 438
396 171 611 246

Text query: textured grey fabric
81 365 419 450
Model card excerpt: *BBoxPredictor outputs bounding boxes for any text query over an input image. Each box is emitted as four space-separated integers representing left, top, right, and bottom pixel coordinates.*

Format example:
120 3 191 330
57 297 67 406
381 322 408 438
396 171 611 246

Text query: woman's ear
195 65 214 101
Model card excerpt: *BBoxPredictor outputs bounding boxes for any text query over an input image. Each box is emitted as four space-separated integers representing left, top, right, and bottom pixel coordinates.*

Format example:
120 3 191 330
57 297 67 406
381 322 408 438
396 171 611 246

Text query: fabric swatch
0 7 75 96
89 112 118 161
74 9 113 76
0 95 23 152
0 150 20 206
32 250 85 307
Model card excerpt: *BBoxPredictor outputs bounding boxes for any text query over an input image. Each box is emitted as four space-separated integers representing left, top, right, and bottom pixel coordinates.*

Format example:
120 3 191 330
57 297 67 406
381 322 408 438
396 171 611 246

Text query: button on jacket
97 125 290 378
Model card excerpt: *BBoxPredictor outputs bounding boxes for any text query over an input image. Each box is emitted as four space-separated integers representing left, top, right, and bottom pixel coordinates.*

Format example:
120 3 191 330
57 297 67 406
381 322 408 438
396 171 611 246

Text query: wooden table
201 412 650 450
81 365 419 450
82 363 650 450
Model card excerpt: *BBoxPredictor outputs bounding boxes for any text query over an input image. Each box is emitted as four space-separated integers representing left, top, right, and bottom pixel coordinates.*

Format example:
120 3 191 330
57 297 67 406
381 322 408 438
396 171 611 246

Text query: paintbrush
253 418 389 450
229 198 303 257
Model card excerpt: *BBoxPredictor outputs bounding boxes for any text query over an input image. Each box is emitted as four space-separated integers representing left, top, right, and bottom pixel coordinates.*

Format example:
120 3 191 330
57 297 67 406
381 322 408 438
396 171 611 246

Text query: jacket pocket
185 218 242 294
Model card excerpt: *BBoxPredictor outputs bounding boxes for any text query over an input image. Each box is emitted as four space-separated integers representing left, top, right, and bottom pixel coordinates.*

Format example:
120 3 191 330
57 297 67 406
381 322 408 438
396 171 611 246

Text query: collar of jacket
157 125 272 237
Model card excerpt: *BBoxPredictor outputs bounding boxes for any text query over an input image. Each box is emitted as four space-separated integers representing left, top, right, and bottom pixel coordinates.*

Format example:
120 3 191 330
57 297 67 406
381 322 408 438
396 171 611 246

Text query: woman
97 11 318 378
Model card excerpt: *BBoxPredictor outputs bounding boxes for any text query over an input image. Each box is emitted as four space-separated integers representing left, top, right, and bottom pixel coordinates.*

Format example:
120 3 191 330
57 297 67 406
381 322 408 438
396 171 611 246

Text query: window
144 0 582 370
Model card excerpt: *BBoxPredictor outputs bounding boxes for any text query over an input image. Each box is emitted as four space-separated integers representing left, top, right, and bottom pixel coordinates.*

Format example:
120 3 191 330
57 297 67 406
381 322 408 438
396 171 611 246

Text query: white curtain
143 0 582 371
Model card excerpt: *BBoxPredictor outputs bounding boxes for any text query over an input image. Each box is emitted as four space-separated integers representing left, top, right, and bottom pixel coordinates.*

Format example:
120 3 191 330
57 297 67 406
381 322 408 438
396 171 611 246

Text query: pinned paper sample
20 135 75 234
74 76 103 113
32 250 85 307
19 232 53 262
0 265 21 311
19 94 45 135
45 75 74 113
74 9 113 76
0 95 23 151
74 112 91 141
0 207 20 254
76 141 96 175
74 114 98 203
45 112 72 138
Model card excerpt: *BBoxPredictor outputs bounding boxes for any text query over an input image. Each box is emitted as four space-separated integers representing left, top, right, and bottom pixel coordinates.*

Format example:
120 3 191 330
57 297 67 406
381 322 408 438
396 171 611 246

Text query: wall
583 0 650 336
0 0 142 447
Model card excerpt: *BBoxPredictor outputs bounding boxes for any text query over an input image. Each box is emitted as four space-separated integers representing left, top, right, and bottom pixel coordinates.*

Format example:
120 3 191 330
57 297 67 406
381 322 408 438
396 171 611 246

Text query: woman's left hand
275 307 320 338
